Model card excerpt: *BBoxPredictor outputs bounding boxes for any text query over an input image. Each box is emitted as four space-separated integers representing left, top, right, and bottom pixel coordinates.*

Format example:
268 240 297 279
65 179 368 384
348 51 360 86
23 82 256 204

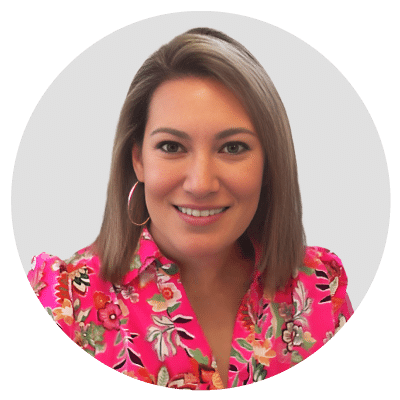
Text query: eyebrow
150 127 257 140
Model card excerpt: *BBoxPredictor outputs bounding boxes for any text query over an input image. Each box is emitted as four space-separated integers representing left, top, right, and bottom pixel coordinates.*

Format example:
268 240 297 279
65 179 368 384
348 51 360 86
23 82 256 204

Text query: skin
132 76 265 386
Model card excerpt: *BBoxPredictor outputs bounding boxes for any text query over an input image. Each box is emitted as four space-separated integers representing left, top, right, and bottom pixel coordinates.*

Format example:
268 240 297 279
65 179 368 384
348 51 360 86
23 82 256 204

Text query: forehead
145 76 254 133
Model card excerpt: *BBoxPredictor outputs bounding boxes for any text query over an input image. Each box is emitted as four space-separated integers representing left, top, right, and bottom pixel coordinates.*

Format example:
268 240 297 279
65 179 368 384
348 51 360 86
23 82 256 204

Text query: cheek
142 160 181 203
233 159 264 203
235 178 263 206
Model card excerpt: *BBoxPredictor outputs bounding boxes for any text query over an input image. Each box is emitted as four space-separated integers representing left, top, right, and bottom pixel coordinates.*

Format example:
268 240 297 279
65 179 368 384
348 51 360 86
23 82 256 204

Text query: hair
93 27 306 294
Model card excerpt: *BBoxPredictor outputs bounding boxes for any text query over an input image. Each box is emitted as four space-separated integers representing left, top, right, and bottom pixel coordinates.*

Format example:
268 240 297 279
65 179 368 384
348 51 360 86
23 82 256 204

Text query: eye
220 142 250 154
157 141 184 153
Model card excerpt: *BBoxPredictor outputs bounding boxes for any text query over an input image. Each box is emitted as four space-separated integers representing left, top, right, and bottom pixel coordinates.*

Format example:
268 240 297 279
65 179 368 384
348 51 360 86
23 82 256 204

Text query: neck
177 241 254 301
178 243 238 288
148 224 254 293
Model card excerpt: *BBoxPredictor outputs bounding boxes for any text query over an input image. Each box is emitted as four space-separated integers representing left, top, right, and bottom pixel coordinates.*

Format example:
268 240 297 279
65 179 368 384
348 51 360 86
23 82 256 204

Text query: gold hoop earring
127 181 150 226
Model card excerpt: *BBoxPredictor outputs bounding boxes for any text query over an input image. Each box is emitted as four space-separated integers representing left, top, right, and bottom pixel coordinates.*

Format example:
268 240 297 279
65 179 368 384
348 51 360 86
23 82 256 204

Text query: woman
28 27 353 389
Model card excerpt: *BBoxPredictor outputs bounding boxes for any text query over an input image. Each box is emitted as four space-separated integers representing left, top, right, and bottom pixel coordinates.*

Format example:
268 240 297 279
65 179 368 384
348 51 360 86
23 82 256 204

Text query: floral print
98 303 122 330
27 227 353 389
146 313 194 361
147 281 182 312
52 298 74 325
245 334 276 366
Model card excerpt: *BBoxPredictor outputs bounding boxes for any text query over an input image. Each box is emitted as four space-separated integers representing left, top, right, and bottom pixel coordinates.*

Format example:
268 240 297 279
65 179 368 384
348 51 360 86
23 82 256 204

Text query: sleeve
27 252 76 339
318 248 354 333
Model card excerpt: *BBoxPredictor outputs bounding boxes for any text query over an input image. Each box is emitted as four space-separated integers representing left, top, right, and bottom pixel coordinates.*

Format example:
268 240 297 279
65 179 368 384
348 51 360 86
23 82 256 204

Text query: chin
176 235 236 258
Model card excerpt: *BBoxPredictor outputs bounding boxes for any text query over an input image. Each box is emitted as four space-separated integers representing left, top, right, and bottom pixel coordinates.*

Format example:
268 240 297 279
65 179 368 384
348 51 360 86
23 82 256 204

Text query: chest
185 289 245 387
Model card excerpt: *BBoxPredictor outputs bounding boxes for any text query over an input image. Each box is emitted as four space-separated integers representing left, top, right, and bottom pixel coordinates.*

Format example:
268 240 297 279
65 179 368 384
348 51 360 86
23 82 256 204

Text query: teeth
177 207 225 217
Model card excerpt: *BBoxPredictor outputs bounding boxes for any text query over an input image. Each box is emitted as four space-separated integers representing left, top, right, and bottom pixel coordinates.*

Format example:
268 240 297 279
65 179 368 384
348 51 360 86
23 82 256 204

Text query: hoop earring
127 181 150 226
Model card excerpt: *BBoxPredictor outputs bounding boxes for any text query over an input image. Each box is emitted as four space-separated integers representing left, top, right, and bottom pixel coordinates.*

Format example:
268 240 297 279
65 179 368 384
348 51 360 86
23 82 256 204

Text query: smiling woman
27 27 353 389
133 77 264 265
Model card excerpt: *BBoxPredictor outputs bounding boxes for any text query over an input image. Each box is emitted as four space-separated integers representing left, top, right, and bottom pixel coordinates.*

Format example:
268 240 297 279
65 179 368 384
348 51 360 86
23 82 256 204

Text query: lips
175 206 228 217
173 205 230 225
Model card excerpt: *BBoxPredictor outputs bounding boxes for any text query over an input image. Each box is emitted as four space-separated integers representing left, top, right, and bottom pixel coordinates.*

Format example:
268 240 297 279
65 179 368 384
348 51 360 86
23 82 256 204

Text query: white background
11 10 390 312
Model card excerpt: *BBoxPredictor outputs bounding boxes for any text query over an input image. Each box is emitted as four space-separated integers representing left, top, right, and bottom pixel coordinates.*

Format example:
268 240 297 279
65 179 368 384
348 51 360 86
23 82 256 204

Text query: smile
175 206 229 217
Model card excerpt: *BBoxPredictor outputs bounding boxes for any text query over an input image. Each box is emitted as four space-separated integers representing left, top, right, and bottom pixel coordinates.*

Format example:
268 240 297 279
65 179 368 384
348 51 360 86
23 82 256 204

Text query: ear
131 144 145 182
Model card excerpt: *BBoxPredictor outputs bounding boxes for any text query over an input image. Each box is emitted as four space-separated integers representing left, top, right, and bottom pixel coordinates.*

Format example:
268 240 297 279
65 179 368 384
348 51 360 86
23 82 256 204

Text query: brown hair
93 27 306 294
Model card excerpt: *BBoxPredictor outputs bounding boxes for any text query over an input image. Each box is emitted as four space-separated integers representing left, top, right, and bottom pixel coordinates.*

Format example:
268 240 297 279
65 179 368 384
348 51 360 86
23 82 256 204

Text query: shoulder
27 246 104 337
300 246 348 292
268 247 353 361
28 246 101 299
293 246 352 321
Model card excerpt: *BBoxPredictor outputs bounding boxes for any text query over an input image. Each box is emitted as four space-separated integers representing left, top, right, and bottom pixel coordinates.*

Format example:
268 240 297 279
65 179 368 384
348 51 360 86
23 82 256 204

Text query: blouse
27 227 353 390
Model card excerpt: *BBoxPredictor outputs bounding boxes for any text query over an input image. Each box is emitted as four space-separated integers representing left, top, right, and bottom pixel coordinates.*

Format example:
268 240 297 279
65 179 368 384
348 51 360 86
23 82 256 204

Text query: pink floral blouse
28 227 353 389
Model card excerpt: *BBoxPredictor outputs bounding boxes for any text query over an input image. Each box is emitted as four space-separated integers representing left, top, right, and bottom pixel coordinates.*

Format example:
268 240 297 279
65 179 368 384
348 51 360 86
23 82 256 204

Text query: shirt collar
121 227 264 298
121 227 176 285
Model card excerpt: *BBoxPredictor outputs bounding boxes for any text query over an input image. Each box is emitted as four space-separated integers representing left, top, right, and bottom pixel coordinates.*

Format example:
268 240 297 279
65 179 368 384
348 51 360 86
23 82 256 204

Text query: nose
182 153 220 198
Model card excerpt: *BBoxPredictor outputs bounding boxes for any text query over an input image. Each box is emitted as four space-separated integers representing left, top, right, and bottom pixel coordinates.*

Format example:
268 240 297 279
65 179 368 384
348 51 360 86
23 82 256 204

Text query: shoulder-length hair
93 27 306 294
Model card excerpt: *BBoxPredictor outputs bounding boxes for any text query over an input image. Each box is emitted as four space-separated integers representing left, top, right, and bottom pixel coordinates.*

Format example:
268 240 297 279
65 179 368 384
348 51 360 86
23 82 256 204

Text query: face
132 76 264 263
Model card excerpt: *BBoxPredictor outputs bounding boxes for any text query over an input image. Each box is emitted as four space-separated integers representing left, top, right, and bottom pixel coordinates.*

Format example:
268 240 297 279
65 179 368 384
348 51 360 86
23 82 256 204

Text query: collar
121 227 176 285
121 227 264 306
